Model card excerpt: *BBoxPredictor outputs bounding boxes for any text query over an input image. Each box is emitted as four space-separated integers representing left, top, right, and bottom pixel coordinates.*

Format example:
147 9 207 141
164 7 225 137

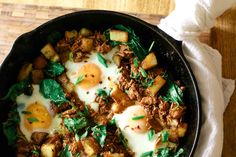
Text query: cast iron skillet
0 10 200 156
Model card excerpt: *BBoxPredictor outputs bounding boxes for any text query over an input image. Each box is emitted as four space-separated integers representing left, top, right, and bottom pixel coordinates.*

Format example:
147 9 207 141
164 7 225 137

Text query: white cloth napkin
158 0 236 156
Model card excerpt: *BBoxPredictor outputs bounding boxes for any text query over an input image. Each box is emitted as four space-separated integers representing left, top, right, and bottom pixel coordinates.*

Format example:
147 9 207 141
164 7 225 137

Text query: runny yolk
23 102 52 131
77 63 102 89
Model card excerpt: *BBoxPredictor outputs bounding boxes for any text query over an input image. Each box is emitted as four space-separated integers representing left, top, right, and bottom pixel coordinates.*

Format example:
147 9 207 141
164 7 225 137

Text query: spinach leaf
45 62 65 77
117 128 127 148
64 117 88 133
2 107 20 146
157 148 171 157
162 80 183 105
97 52 108 68
133 57 139 68
140 151 153 157
91 125 107 147
148 128 155 141
40 79 68 106
60 145 72 157
104 24 148 60
162 130 168 143
31 149 40 156
1 80 33 101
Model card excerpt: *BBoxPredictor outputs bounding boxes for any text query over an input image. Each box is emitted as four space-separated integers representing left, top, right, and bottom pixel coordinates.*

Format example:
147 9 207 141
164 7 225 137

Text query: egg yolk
23 102 52 131
127 105 149 133
77 63 101 89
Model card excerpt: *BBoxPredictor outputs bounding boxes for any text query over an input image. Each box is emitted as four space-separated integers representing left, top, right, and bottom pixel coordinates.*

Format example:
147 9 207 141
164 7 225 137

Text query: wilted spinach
104 24 148 60
91 125 107 147
2 107 20 146
45 62 65 77
162 80 183 105
157 148 184 157
64 117 88 133
1 80 33 101
60 145 72 157
40 79 68 106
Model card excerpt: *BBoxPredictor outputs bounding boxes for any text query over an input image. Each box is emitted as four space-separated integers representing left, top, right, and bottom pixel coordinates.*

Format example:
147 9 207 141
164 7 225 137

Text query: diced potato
177 123 188 137
31 70 44 84
110 84 134 113
148 75 166 96
167 128 179 143
33 55 48 69
41 143 56 157
80 38 94 52
103 152 125 157
141 52 158 70
65 30 78 41
17 63 33 81
112 54 121 67
79 28 93 37
82 137 100 156
41 43 60 62
110 30 128 42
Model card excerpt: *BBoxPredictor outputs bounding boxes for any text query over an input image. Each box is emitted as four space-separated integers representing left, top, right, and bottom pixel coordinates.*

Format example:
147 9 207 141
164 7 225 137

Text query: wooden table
0 2 235 157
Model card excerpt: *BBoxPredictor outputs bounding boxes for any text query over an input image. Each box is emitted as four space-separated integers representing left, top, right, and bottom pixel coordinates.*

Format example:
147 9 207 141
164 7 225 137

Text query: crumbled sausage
31 132 49 145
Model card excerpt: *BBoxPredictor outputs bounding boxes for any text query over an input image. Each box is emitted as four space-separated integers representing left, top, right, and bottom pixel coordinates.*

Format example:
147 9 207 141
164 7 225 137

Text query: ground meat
31 132 49 145
169 103 186 119
16 138 33 156
140 96 157 106
56 39 71 54
51 102 71 114
95 41 112 54
127 84 141 101
45 133 62 152
118 74 134 91
61 108 77 118
117 45 133 58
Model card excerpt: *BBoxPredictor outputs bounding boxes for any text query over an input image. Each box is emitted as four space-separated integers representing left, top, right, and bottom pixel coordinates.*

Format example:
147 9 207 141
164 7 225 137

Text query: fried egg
65 47 121 105
114 105 159 157
16 85 62 141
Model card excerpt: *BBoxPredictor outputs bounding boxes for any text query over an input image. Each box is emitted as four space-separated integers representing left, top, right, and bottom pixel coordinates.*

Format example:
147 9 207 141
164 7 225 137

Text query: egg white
16 85 62 141
65 47 121 105
114 105 159 157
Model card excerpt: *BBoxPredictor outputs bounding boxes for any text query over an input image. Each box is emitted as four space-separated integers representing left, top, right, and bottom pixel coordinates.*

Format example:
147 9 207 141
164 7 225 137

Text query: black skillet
0 10 200 156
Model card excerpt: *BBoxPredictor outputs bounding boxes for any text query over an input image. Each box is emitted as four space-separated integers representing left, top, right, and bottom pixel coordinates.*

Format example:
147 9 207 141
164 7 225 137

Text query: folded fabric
158 0 236 156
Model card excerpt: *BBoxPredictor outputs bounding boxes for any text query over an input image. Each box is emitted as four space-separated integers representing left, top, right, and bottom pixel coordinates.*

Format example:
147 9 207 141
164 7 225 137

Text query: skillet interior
0 10 200 156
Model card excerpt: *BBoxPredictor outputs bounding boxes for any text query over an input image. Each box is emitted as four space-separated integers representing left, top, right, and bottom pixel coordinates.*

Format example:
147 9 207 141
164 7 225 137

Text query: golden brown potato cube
33 55 48 69
65 30 78 41
82 137 100 156
110 30 128 42
80 38 94 52
103 152 125 157
141 52 158 70
177 123 188 137
79 28 93 37
41 43 60 62
112 54 121 67
31 70 44 84
41 143 56 157
17 63 33 81
148 75 166 96
111 84 134 113
167 128 179 143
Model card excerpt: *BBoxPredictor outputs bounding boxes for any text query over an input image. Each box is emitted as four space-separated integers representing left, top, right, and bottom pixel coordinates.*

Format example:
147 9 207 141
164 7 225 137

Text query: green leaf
140 68 147 77
162 80 183 105
157 148 170 157
76 75 84 84
140 151 153 157
131 115 145 120
47 31 62 45
27 117 39 123
2 107 20 146
45 62 65 77
117 128 127 148
97 89 108 97
91 125 107 147
64 117 88 133
148 129 155 141
109 117 116 125
97 52 108 68
31 149 40 156
133 57 139 68
40 79 68 106
162 130 168 143
60 145 72 157
141 78 154 88
21 111 32 114
1 80 33 101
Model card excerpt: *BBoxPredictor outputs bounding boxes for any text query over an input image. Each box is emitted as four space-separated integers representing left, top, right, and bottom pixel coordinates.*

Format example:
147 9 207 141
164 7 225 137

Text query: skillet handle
147 23 183 55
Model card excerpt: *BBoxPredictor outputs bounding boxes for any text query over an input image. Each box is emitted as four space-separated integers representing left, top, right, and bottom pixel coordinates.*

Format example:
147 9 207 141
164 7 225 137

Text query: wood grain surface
0 1 235 157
